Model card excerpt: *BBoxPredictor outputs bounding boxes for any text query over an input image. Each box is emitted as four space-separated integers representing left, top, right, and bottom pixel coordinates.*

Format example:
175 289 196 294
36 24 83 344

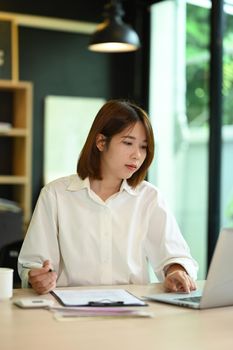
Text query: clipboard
51 288 147 307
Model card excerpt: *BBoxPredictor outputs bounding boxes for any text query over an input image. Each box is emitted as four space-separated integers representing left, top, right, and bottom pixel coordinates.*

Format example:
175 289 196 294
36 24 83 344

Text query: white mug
0 268 14 300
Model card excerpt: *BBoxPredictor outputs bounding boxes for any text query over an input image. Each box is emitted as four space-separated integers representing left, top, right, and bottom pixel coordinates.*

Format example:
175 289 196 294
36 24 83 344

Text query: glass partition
222 1 233 229
149 0 210 279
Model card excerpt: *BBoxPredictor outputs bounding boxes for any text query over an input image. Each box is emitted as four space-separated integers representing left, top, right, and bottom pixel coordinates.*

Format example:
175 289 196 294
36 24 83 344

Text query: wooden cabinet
0 80 32 226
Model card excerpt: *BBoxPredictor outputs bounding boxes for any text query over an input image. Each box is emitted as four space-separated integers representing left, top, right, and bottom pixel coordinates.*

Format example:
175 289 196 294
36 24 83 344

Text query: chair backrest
0 240 23 288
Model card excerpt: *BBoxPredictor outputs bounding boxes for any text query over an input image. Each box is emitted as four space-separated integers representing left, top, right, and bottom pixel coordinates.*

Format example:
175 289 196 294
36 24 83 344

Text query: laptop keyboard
175 296 201 303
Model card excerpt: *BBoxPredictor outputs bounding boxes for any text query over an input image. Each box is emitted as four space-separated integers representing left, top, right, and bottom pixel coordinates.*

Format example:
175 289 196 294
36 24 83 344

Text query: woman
18 99 198 294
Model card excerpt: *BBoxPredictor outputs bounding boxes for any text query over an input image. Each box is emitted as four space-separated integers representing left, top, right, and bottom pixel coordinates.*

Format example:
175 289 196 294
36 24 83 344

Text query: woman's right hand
28 260 57 294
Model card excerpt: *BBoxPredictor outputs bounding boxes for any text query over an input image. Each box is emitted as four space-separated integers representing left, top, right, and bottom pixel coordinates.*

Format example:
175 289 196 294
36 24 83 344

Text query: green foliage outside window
223 13 233 125
186 3 233 126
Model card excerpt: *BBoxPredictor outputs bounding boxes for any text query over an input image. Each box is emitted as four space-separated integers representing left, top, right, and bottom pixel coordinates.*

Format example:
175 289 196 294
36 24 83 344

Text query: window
149 0 233 280
149 0 211 279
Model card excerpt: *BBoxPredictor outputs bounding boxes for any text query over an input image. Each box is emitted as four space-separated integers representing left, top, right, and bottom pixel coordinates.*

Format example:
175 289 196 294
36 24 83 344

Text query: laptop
145 228 233 309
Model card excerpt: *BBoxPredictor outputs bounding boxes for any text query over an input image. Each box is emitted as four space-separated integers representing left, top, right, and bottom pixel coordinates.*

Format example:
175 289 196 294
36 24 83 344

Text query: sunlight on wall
44 96 105 184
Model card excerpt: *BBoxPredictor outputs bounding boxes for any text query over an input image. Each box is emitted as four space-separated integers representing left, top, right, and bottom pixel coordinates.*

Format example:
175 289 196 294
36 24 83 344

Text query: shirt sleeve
18 186 60 287
144 190 199 281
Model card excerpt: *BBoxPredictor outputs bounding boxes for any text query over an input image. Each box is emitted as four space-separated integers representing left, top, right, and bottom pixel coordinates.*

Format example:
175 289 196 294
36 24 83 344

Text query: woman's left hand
164 264 197 293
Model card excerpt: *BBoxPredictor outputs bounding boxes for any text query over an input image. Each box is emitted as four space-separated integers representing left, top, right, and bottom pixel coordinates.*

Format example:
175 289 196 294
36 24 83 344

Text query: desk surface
1 283 233 350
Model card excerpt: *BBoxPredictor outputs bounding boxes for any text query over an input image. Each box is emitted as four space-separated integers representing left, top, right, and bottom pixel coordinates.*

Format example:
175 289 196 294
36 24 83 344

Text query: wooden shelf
0 176 28 184
0 80 33 224
0 128 28 136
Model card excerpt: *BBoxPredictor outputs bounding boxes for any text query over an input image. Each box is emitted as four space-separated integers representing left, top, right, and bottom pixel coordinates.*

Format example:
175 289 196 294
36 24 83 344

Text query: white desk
1 283 233 350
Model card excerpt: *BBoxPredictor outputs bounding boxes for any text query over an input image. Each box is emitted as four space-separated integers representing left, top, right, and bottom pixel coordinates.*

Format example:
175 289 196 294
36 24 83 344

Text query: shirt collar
66 175 90 192
67 175 138 196
119 180 138 196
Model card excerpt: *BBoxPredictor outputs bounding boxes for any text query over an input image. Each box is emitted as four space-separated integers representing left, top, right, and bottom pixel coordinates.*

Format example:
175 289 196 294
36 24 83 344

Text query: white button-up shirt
18 175 198 287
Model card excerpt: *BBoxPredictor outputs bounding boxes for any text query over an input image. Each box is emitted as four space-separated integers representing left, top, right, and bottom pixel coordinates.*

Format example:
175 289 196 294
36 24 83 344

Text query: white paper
52 288 146 306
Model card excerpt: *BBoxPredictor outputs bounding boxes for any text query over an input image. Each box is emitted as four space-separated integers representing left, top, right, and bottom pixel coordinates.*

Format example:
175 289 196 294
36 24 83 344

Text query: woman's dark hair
77 99 155 187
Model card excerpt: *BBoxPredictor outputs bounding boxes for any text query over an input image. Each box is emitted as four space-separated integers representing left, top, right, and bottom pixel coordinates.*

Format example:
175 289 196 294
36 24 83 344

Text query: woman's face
99 121 147 183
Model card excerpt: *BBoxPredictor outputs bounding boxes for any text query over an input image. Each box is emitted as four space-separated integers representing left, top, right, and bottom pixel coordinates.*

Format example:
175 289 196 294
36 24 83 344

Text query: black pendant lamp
88 0 141 53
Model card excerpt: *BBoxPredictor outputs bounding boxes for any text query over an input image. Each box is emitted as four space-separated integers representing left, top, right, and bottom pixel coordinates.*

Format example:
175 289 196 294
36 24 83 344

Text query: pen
22 262 53 272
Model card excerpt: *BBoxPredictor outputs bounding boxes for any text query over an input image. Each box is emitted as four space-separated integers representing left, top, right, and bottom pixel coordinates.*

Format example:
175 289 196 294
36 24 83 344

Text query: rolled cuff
156 258 199 281
20 268 31 288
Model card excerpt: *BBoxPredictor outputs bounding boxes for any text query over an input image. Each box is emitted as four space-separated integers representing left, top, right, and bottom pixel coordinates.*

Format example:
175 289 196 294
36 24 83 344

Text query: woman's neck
90 178 122 201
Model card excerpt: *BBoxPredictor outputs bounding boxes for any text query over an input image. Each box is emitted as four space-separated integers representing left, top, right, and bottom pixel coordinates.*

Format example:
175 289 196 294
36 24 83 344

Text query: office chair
0 240 23 288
